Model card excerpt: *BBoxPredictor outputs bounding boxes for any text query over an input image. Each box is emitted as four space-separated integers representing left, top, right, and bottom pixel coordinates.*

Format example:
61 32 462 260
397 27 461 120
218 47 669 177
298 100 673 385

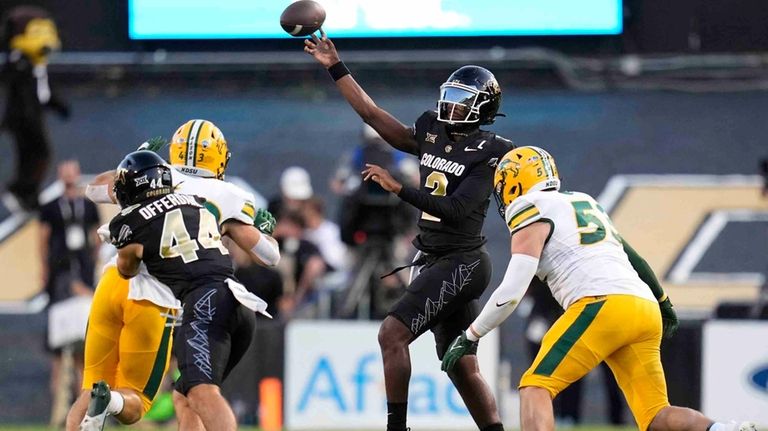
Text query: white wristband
251 235 280 267
85 184 112 204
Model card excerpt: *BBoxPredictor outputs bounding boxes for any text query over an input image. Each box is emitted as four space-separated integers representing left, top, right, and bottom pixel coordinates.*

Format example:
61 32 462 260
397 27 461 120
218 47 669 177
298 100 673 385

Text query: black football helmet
437 65 502 125
113 151 173 207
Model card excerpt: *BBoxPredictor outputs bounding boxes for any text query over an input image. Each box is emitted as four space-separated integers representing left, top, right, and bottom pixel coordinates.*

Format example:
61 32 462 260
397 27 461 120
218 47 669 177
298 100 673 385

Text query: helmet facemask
437 82 490 124
493 168 523 220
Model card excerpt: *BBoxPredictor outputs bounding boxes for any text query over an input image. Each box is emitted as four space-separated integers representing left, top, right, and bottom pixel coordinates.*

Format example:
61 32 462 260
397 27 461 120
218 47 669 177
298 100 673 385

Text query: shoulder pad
494 135 515 148
505 196 543 234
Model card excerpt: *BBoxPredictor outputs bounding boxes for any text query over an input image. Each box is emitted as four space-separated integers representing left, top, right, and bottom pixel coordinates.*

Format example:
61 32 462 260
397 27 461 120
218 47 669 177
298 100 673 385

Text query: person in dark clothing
39 160 99 425
227 237 284 319
103 151 276 431
267 166 313 219
272 210 326 318
2 6 69 210
39 161 99 304
305 30 513 431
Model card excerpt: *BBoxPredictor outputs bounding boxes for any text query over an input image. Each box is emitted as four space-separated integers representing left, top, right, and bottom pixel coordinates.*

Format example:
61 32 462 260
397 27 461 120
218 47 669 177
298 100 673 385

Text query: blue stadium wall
0 80 766 422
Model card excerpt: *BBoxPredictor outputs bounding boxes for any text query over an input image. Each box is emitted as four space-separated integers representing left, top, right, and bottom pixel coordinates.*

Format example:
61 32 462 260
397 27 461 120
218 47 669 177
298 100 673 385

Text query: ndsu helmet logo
749 363 768 395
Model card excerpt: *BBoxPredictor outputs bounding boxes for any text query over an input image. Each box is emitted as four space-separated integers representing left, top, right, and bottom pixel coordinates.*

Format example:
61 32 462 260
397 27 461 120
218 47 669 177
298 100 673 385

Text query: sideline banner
702 321 768 424
285 320 499 430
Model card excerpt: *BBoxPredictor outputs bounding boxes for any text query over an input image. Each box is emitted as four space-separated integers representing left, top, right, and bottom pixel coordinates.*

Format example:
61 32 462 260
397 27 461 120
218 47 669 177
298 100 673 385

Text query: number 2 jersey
398 111 514 254
504 190 656 309
109 193 233 299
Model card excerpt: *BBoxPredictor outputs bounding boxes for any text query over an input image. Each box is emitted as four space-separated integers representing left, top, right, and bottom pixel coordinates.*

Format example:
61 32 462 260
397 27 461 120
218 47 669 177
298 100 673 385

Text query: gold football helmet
10 16 61 65
493 146 560 218
169 119 230 179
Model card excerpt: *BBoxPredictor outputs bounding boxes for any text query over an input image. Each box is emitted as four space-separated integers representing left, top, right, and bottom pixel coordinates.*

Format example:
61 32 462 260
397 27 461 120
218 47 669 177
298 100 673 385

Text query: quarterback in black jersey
108 151 260 431
306 30 512 431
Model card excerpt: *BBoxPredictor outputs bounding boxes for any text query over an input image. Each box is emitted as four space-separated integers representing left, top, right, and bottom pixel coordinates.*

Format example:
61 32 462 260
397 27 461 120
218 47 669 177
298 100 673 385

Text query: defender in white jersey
442 146 756 431
67 122 280 431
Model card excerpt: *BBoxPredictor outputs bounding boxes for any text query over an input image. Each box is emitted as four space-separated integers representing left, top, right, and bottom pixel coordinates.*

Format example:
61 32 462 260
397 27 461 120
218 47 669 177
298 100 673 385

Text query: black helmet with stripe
114 151 173 207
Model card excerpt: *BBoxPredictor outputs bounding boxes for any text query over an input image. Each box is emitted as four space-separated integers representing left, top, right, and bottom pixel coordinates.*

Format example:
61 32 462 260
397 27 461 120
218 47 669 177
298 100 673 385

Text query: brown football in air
280 0 326 37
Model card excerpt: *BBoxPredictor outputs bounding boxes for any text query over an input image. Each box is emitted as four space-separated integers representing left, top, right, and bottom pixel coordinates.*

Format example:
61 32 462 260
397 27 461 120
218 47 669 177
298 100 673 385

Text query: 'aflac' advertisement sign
285 320 499 430
702 321 768 425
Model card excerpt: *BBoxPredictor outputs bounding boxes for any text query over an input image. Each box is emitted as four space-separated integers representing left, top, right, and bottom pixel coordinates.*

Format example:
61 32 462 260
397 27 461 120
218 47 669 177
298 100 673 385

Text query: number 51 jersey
109 193 234 299
504 190 656 309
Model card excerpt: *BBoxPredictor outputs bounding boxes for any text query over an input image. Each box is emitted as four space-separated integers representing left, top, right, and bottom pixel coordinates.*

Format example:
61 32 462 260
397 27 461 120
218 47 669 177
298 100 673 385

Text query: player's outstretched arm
304 30 418 154
85 170 117 204
442 222 549 372
223 221 280 267
116 243 143 279
362 162 493 222
622 239 679 338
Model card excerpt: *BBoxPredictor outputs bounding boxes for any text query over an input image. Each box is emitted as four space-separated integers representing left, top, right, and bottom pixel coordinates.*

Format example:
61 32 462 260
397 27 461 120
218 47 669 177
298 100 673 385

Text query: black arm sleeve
622 239 665 301
397 163 493 222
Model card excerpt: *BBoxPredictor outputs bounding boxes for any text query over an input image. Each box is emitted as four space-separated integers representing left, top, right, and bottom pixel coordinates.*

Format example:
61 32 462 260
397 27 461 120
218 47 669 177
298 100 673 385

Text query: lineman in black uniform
305 30 513 431
108 151 255 431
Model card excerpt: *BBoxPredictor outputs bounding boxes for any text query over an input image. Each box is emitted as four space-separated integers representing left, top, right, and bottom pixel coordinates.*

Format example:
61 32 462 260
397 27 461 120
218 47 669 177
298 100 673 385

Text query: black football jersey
398 111 514 254
109 193 234 299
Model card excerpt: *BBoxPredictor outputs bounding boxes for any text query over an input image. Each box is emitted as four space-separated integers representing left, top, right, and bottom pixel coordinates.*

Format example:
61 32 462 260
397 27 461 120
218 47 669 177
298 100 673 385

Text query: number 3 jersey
400 111 514 254
505 190 656 309
109 193 234 300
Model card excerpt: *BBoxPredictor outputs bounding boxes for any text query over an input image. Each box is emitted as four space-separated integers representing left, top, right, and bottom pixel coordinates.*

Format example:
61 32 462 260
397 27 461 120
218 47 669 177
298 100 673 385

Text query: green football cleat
79 381 112 431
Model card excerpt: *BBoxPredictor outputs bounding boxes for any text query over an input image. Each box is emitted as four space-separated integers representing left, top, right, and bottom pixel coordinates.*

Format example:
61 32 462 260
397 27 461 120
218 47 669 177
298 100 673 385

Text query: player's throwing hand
362 163 402 193
303 29 340 68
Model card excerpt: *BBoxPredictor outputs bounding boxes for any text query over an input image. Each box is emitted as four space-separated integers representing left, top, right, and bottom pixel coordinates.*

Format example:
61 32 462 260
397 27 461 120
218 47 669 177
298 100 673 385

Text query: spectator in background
268 166 313 218
39 160 99 425
330 124 419 196
330 124 418 319
2 6 69 210
226 237 283 319
302 196 348 272
272 210 326 319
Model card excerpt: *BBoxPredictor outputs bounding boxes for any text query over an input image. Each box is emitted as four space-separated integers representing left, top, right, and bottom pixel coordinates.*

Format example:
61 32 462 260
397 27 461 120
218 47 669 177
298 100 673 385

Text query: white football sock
106 391 125 415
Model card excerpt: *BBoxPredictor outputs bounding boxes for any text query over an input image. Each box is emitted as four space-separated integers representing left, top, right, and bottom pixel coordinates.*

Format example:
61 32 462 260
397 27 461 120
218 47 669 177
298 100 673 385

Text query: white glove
97 224 111 243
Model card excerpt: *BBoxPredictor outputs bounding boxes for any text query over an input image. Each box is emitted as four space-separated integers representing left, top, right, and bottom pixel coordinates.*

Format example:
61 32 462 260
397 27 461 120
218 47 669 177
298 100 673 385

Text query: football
280 0 326 37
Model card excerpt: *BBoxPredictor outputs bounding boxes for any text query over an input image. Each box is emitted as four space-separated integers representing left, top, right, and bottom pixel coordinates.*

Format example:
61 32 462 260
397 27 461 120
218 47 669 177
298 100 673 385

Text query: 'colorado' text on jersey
109 194 234 299
399 111 514 254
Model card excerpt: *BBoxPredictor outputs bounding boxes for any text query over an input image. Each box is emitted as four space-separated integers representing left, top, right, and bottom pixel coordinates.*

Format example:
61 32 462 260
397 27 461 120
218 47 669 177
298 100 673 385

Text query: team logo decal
749 364 768 395
445 145 452 153
425 133 437 144
117 224 132 244
599 174 767 310
134 175 149 186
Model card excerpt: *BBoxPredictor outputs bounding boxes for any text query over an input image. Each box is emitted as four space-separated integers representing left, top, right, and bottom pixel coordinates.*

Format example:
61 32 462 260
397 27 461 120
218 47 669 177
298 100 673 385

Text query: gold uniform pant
520 295 669 431
82 266 175 414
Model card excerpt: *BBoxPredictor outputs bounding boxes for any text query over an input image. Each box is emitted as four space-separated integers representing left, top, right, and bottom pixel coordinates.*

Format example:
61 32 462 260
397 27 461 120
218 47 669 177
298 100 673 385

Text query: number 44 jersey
109 193 234 299
505 190 656 309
